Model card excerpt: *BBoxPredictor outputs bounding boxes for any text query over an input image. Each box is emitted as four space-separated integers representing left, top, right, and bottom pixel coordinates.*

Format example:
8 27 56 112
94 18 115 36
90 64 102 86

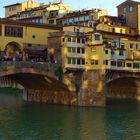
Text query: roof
0 19 62 30
117 0 140 8
95 30 138 37
63 24 94 29
4 3 22 8
57 9 105 20
96 23 135 29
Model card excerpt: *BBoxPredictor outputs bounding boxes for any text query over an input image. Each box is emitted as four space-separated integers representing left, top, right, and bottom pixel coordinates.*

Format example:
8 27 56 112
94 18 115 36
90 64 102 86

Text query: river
0 88 140 140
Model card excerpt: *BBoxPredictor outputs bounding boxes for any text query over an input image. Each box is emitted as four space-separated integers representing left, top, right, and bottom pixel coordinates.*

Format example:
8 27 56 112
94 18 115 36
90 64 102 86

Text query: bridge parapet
105 69 140 83
0 61 60 78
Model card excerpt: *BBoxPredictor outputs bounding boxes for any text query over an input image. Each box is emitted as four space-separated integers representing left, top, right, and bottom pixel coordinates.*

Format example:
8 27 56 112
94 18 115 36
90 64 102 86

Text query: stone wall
23 70 106 107
25 89 77 105
78 70 106 107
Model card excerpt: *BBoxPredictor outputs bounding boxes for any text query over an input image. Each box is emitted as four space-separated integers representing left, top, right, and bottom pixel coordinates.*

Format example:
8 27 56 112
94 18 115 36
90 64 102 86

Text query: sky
0 0 139 17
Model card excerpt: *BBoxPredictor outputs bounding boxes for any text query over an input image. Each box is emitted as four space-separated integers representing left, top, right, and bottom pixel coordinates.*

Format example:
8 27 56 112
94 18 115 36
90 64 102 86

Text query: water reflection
1 89 140 140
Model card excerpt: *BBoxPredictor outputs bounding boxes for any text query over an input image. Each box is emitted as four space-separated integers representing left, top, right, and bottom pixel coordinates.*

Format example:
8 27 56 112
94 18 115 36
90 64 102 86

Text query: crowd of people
0 51 57 63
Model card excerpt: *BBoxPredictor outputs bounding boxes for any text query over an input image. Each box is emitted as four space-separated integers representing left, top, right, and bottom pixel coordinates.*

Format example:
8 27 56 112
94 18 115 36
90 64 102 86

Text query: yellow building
84 24 140 72
6 1 71 24
0 19 61 59
4 0 39 17
47 25 93 68
52 23 140 72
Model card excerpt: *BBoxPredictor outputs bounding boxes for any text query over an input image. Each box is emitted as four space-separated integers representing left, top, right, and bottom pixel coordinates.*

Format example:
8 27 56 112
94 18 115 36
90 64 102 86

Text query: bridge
0 61 140 107
0 61 77 105
105 69 140 100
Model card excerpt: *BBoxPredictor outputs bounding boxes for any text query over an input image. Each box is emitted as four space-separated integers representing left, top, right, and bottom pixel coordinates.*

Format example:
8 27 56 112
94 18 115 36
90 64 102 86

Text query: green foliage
54 66 63 81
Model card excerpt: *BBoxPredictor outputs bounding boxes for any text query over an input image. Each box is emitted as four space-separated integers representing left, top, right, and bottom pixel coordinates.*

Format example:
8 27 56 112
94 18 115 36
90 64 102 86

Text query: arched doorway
5 42 21 59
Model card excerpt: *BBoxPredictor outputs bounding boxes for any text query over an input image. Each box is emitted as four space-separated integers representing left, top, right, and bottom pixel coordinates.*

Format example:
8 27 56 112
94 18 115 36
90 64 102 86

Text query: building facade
117 0 140 34
0 19 61 59
56 9 108 27
4 0 39 17
5 1 71 24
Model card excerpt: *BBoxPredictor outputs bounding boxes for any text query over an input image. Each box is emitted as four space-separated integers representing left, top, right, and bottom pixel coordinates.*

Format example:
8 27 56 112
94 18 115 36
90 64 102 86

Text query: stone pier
78 70 106 107
23 70 106 107
3 61 140 107
23 89 78 105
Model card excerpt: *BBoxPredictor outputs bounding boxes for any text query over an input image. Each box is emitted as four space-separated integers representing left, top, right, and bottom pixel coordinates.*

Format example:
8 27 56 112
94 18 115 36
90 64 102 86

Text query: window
82 59 85 65
62 38 65 42
79 16 84 21
5 26 23 37
105 60 108 65
120 43 125 49
81 48 85 54
10 7 16 11
111 61 116 66
72 58 76 64
68 58 71 64
123 7 127 14
67 58 76 64
91 59 98 65
69 18 73 24
67 37 71 42
85 15 90 20
72 48 76 53
74 18 78 22
68 47 71 52
133 63 140 68
127 63 132 67
119 51 124 56
95 34 100 40
130 43 133 49
77 48 81 53
117 61 125 67
129 5 133 12
111 51 115 55
77 58 81 65
82 38 85 43
77 38 81 43
105 50 108 54
67 47 76 53
64 20 68 24
49 20 54 24
77 58 85 65
72 38 76 42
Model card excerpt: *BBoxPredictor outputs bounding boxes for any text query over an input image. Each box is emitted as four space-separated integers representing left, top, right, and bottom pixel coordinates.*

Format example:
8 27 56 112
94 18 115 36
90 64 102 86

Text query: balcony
66 42 85 48
67 52 85 58
65 64 84 69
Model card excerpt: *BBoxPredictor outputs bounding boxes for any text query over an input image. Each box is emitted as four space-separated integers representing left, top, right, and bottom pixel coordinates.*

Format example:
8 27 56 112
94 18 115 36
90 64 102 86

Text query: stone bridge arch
105 70 140 100
105 70 140 84
0 62 77 105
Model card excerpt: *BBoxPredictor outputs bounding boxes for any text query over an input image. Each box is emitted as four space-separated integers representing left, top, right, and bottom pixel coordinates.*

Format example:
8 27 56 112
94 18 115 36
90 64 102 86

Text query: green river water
0 88 140 140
